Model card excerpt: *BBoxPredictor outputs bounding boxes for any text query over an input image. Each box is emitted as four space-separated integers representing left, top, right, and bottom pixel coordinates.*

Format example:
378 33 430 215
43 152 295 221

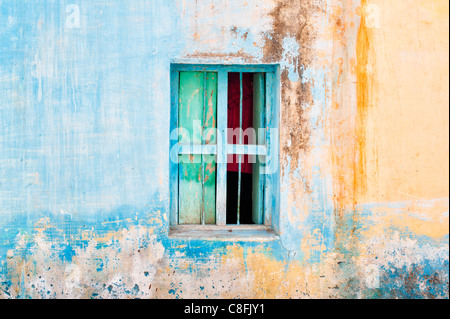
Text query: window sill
168 225 279 242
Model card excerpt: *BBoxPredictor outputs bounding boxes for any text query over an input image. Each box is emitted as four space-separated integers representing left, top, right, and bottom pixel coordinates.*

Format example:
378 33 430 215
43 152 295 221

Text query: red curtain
227 73 253 174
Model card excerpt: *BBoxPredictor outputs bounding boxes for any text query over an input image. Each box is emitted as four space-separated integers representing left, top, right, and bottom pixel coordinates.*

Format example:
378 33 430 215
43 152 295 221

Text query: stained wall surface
0 0 448 298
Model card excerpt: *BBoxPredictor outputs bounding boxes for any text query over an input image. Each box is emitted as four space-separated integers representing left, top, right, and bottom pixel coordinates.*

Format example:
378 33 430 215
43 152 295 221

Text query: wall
0 0 448 298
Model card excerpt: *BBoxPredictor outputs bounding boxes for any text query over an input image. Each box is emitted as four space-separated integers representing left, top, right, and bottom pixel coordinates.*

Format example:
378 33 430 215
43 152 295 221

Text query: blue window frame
169 63 280 235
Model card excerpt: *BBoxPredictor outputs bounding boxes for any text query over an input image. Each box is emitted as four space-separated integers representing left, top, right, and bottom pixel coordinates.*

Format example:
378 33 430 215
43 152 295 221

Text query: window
169 64 280 239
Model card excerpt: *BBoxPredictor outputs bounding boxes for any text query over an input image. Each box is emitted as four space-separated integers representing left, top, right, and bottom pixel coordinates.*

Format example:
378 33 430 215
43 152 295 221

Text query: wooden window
169 64 280 239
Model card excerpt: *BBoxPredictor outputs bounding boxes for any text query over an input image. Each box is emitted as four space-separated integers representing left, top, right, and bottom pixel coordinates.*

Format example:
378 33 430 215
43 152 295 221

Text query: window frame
169 63 281 238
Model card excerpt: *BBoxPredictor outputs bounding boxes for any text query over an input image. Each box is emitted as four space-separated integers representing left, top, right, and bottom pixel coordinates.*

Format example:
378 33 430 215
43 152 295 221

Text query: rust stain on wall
328 0 374 211
327 1 357 212
354 0 372 204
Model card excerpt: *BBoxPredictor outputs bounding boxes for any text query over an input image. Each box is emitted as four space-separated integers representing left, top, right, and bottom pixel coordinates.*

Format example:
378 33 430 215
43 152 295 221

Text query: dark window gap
226 72 255 225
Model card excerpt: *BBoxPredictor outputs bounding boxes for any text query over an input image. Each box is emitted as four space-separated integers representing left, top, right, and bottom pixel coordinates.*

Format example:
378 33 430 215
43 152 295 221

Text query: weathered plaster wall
0 0 448 299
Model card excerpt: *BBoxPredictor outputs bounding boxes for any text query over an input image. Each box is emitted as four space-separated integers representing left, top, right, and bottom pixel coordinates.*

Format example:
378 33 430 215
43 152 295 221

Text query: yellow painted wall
356 0 449 204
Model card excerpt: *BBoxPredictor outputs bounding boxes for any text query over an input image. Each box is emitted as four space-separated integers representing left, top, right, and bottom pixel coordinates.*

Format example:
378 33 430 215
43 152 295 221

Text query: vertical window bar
216 70 228 226
236 72 243 225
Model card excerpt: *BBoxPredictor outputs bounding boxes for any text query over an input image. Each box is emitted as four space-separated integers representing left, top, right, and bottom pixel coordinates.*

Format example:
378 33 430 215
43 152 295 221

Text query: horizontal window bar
176 144 217 155
175 144 267 156
227 144 267 156
171 63 277 73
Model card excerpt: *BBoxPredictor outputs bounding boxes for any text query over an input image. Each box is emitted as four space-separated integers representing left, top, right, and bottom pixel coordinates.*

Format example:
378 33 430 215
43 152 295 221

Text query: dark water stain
263 0 324 173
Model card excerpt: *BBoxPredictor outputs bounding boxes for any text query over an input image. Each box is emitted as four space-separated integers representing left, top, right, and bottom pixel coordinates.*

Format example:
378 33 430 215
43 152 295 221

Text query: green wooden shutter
178 71 217 224
252 73 265 224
